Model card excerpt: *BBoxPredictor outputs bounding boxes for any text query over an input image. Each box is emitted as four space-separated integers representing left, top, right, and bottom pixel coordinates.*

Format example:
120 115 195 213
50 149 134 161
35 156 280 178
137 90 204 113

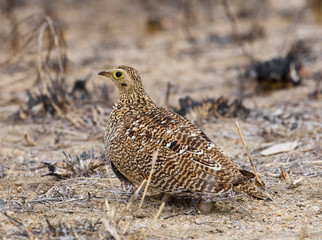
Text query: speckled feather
100 65 268 199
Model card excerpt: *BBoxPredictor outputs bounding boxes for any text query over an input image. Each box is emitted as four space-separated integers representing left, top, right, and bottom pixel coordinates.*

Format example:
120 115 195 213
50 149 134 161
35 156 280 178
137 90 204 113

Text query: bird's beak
98 70 111 77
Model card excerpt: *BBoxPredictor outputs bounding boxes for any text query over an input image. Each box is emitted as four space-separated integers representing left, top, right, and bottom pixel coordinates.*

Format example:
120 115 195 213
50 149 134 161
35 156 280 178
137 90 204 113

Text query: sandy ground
0 0 321 239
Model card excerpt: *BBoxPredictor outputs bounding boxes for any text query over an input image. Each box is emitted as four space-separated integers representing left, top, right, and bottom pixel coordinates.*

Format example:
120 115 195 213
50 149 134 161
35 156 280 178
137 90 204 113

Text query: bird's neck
114 90 156 111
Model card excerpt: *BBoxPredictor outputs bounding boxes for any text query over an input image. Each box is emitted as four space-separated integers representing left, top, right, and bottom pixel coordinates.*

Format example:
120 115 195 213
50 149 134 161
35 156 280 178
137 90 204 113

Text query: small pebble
311 206 320 212
297 202 306 207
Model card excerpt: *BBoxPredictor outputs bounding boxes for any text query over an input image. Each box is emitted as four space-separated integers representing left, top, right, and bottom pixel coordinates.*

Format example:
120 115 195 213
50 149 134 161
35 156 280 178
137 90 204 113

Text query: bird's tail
233 180 272 200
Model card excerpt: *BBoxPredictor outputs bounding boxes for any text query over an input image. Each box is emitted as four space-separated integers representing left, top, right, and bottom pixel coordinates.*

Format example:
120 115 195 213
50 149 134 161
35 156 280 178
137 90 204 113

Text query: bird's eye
113 71 123 79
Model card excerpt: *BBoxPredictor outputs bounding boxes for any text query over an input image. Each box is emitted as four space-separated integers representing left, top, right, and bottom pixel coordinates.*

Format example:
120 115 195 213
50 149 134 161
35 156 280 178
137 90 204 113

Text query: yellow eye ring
113 71 124 79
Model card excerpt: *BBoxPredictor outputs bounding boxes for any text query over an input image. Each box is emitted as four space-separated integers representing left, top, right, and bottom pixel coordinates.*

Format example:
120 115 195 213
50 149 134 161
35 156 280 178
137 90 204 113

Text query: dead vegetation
242 40 311 92
0 0 321 239
176 96 250 125
43 149 106 179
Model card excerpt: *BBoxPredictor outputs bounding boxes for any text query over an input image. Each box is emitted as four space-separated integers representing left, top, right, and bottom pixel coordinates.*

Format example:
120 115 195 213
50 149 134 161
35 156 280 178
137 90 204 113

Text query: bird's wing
123 107 239 172
120 107 255 194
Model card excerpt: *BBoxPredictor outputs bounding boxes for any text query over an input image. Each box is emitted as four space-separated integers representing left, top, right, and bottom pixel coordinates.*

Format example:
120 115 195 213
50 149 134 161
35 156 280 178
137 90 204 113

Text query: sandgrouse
98 65 268 199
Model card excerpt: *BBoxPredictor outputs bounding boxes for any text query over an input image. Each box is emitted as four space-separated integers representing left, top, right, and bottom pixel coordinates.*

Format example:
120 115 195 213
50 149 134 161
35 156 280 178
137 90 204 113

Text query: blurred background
0 0 321 108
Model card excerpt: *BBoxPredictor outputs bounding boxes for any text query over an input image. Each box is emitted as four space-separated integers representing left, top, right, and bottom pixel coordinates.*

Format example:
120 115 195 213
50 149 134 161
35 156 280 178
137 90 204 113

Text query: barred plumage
98 65 268 199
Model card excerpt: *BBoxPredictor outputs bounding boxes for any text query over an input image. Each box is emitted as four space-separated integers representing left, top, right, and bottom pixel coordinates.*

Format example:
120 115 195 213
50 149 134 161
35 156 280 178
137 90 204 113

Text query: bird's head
98 65 144 94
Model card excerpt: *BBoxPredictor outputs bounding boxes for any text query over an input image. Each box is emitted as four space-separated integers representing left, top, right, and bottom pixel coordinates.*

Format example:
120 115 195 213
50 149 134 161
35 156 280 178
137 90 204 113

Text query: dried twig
1 211 31 238
229 198 251 216
235 121 265 186
124 179 146 213
24 133 36 146
149 193 170 231
105 165 115 191
280 166 303 188
45 16 65 73
104 179 147 236
182 0 195 41
165 81 172 107
138 154 157 208
29 197 63 203
36 18 86 128
221 0 255 62
0 15 43 70
104 199 121 240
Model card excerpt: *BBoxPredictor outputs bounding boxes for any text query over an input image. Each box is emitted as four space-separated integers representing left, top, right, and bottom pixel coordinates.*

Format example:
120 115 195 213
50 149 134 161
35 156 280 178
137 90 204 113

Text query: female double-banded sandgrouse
98 65 268 200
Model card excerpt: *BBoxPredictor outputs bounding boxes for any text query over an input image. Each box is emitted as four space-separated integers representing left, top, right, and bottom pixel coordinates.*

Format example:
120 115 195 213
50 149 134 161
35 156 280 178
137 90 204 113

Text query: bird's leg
198 199 214 214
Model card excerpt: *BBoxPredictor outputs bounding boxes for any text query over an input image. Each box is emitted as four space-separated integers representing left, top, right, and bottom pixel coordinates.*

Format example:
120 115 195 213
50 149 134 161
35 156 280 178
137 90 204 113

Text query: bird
98 65 269 200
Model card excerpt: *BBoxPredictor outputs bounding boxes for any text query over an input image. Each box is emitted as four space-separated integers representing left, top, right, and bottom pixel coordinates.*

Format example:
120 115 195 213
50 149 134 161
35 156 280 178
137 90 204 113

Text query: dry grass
235 121 265 187
0 0 321 239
